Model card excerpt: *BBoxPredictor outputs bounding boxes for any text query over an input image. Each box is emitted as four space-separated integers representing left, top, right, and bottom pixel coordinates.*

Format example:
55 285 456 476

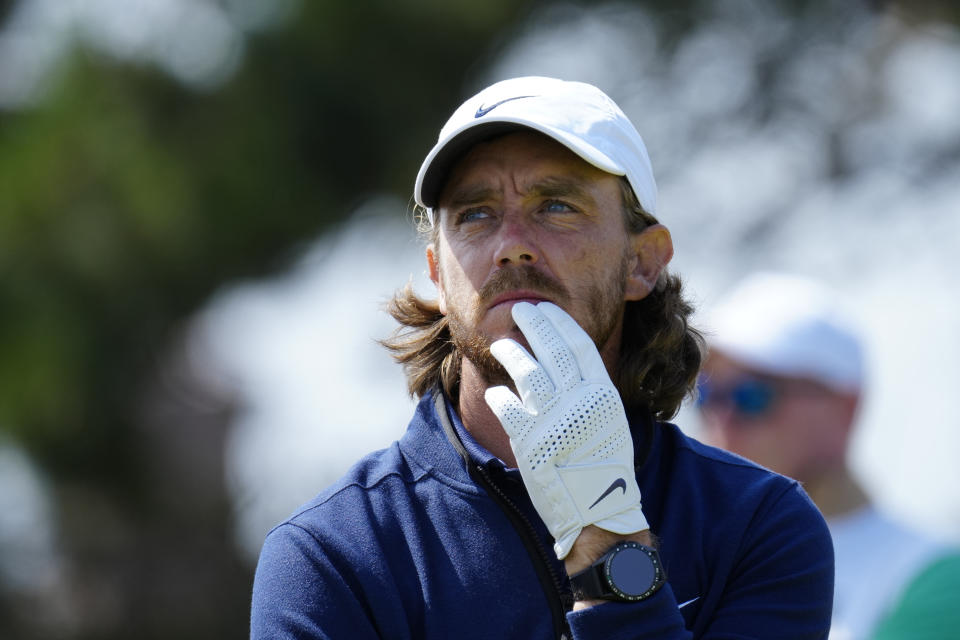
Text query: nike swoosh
474 95 535 118
588 477 627 509
678 597 700 609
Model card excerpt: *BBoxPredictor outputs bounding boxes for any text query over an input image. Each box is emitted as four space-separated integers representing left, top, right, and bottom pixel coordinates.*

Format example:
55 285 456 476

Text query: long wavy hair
380 178 704 420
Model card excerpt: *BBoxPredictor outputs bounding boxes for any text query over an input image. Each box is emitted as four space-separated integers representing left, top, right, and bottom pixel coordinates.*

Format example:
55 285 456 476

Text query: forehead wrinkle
522 174 596 202
439 139 611 211
442 174 595 209
444 183 501 209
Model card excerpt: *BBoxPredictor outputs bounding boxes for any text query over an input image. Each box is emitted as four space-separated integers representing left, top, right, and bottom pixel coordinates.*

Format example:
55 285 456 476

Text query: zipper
469 462 574 640
433 391 572 639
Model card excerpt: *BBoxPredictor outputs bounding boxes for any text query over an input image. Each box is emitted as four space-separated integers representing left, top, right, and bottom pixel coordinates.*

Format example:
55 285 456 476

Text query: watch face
606 544 659 600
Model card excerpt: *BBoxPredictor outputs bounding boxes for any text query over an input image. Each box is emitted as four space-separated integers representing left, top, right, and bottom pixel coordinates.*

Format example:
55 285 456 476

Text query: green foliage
0 1 536 481
0 3 545 636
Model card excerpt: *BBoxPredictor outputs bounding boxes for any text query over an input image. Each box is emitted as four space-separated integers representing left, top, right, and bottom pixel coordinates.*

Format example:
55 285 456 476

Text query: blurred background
1 0 958 637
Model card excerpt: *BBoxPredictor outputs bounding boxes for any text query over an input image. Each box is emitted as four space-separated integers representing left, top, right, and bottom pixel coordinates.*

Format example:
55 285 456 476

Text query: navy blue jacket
251 390 833 638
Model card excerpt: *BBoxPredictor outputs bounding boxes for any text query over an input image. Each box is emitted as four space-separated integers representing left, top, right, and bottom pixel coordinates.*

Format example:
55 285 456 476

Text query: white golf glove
484 301 649 560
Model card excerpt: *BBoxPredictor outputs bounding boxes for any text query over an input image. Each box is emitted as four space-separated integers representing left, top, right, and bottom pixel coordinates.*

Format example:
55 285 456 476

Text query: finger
489 338 554 413
484 385 530 441
510 301 581 392
536 302 610 384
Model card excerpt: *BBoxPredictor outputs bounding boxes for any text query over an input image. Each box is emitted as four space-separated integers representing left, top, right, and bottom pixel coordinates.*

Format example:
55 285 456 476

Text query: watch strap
569 561 608 601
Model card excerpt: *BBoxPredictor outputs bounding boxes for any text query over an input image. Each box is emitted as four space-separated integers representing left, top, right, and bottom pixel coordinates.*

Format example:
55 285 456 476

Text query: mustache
477 266 570 308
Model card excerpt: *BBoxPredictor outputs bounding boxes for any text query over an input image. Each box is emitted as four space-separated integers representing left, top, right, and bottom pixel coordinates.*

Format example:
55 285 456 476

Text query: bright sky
194 203 431 553
0 0 297 107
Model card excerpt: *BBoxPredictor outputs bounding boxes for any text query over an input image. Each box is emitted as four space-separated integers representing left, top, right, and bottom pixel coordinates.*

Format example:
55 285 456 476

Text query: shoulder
644 421 832 563
652 422 810 506
253 444 420 594
644 424 834 634
659 421 770 471
250 445 421 638
276 442 420 540
256 392 480 569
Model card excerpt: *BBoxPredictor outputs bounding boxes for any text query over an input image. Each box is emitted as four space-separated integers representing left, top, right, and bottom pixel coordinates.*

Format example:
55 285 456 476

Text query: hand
484 301 649 559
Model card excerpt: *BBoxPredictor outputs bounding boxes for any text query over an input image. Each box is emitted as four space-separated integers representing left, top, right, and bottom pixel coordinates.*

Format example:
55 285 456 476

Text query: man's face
427 131 638 385
698 352 855 481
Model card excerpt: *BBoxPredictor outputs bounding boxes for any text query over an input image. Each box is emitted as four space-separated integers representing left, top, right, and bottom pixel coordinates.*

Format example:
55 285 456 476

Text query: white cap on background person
705 271 864 392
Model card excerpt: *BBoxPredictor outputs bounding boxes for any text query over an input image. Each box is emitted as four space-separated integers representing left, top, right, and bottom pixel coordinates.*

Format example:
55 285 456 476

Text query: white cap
414 76 657 218
706 272 864 392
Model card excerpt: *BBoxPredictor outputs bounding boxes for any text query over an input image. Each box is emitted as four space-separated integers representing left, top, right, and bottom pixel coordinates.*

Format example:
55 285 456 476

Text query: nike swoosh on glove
484 301 649 559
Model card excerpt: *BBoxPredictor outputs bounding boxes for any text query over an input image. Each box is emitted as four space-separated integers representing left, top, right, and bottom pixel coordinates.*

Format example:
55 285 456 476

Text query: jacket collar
398 387 657 485
397 389 477 486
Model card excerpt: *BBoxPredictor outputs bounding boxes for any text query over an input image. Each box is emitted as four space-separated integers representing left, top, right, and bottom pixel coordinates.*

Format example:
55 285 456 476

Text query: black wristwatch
569 540 665 602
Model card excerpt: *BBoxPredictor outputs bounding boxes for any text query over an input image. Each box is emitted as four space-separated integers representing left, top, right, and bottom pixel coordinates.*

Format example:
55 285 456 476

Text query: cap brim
416 121 529 208
416 118 625 209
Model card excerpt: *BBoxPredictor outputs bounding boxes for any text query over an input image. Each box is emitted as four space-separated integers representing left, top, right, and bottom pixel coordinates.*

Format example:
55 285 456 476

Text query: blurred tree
0 1 544 637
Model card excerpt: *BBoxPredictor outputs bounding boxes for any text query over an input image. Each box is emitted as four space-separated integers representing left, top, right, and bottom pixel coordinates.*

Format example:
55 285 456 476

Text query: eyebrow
526 176 595 203
444 175 598 209
444 184 500 209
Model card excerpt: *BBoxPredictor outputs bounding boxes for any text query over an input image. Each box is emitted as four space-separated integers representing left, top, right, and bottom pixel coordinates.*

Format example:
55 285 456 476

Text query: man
698 271 960 639
251 77 834 639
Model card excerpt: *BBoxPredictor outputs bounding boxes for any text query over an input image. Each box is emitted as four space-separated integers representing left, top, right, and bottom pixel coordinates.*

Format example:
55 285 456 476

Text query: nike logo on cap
588 477 627 509
474 95 535 118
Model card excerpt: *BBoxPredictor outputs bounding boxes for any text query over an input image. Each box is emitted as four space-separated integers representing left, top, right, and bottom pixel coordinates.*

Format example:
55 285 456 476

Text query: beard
446 258 630 388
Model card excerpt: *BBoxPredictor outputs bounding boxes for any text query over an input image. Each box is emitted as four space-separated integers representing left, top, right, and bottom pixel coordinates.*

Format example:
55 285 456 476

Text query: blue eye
543 200 574 213
458 208 492 223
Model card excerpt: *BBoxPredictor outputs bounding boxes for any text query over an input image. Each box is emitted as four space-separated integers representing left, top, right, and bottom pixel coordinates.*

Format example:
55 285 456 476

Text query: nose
494 216 539 267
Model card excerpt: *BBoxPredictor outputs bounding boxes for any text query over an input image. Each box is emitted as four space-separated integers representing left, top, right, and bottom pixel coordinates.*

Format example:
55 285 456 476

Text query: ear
426 244 447 315
624 224 674 301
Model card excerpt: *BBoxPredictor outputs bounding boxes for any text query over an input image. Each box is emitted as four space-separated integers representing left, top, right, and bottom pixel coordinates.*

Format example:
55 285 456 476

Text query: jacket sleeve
567 582 692 640
250 522 382 640
567 483 834 639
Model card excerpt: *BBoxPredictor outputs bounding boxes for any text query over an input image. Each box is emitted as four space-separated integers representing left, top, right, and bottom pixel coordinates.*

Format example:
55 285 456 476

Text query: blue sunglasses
696 377 779 417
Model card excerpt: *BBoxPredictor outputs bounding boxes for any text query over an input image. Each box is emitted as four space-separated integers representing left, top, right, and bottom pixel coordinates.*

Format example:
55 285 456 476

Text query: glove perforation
485 302 649 559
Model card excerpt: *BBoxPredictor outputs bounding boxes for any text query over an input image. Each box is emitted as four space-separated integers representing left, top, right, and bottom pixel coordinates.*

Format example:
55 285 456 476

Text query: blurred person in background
250 77 834 638
698 271 960 640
